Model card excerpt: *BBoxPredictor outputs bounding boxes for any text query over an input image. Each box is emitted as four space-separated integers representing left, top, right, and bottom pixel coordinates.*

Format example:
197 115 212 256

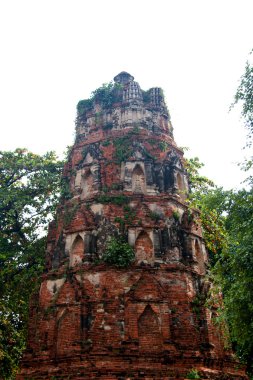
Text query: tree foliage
0 148 63 379
218 54 253 375
232 53 253 147
186 55 253 376
214 188 253 374
186 151 253 375
185 156 229 260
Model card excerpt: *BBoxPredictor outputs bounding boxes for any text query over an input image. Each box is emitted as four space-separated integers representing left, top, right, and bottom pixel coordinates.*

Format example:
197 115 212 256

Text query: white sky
0 0 252 189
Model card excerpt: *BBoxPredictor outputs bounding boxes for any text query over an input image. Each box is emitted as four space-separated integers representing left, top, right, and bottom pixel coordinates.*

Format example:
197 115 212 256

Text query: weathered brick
17 72 248 379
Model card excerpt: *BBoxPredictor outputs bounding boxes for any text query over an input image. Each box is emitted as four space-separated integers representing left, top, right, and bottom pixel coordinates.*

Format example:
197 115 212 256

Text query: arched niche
135 231 154 263
81 168 94 199
132 164 146 194
138 305 161 351
70 235 84 267
83 152 94 164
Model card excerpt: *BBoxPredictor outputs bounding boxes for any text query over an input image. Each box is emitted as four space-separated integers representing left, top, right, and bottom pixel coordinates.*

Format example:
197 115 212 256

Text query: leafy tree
232 52 253 147
185 156 229 261
0 148 63 379
186 151 253 375
214 188 253 375
214 53 253 376
188 55 253 376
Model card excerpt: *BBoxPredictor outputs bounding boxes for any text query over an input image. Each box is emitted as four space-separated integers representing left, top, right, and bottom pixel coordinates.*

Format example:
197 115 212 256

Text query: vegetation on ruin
159 141 169 152
113 134 154 163
97 193 129 205
231 51 253 147
142 89 151 103
114 205 137 232
102 236 135 268
102 139 111 147
60 176 72 200
63 201 79 226
113 135 134 162
77 82 123 116
186 368 201 379
149 210 162 222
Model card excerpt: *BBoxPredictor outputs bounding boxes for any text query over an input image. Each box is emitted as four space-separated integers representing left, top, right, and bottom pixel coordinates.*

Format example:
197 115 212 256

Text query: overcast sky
0 0 252 189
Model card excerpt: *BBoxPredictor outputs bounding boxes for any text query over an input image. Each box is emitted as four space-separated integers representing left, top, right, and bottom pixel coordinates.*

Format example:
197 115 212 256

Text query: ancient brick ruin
17 72 247 379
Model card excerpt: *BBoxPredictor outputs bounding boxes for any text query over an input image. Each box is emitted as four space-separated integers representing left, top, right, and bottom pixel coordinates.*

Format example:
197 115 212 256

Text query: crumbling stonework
17 72 247 379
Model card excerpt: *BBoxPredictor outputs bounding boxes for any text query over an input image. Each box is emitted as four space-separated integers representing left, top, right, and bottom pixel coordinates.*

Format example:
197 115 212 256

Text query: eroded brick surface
17 72 248 379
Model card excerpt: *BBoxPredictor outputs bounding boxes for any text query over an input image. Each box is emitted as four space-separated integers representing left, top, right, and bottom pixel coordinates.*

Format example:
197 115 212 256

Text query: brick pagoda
17 72 247 379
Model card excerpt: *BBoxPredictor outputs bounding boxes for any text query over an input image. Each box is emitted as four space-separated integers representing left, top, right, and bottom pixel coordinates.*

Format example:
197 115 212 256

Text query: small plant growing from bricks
149 211 162 222
186 368 201 379
102 236 135 268
97 194 129 205
173 210 180 222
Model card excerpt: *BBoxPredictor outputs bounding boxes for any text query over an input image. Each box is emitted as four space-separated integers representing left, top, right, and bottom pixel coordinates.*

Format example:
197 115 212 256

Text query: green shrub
186 369 201 379
77 99 93 115
173 210 180 221
149 211 161 222
102 237 135 268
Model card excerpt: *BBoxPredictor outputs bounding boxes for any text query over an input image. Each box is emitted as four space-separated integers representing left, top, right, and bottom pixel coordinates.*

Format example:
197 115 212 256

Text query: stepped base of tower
17 354 247 379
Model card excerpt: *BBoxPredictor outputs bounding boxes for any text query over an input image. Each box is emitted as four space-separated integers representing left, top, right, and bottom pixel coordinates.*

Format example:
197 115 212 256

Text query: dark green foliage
214 188 253 374
159 141 169 152
63 202 79 226
0 148 63 379
77 82 123 116
212 56 253 375
187 152 253 375
102 237 135 268
103 121 113 130
102 140 111 147
185 156 228 259
142 90 151 103
113 134 154 163
91 82 115 108
149 211 162 222
186 141 253 375
77 98 93 115
123 205 136 223
186 369 201 379
185 156 214 195
114 216 125 232
232 54 253 147
113 136 134 162
111 182 122 190
114 205 137 232
172 210 180 221
60 176 72 200
97 194 129 205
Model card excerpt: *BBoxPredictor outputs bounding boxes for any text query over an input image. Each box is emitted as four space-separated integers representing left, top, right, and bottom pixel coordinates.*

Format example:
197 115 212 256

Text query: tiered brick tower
17 72 247 379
